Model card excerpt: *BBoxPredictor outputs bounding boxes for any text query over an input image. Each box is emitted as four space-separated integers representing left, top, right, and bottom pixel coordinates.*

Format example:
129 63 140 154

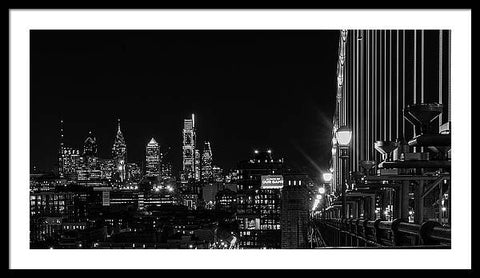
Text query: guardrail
315 218 450 248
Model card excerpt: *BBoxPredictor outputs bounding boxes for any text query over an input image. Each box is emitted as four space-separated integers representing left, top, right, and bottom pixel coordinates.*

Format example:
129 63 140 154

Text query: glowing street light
318 187 326 194
322 172 333 183
335 126 352 219
335 126 352 146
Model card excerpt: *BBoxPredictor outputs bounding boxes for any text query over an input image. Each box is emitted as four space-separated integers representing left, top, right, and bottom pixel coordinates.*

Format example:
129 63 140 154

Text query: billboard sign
261 175 284 189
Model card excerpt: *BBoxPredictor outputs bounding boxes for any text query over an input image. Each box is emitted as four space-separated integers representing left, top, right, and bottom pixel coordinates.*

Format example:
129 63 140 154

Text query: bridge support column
401 181 410 220
380 189 388 220
370 195 376 220
352 201 360 219
359 198 365 218
414 181 424 224
394 186 401 219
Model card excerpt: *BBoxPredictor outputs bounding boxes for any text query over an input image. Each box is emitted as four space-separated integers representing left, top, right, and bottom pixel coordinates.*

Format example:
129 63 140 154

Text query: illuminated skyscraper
145 138 160 177
99 158 115 180
83 131 98 157
160 146 173 180
112 119 127 182
127 162 142 182
195 149 201 181
212 165 224 183
182 114 196 182
161 162 173 180
57 119 80 178
59 147 80 179
201 141 213 182
77 132 100 183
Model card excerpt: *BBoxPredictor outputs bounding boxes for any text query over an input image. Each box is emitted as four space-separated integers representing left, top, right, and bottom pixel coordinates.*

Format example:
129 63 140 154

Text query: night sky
30 30 339 178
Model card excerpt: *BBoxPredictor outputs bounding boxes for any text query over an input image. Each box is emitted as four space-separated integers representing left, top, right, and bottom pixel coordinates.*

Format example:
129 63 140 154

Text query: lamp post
321 172 332 219
335 126 352 219
318 186 326 219
322 172 333 184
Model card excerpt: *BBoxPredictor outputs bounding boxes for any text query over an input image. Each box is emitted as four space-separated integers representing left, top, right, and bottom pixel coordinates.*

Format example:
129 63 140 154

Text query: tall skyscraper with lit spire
83 131 98 157
112 119 127 182
201 141 213 182
145 137 160 177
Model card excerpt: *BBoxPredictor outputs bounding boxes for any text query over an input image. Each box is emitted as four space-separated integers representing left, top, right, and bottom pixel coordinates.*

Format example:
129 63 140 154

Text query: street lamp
336 126 352 146
318 186 327 219
335 126 352 219
321 172 332 219
322 172 333 183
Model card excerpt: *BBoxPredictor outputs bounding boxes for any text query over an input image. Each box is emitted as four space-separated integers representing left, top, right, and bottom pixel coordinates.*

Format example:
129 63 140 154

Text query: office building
112 119 127 182
83 131 98 157
201 142 213 182
236 150 284 249
145 138 160 178
181 114 197 182
57 120 80 179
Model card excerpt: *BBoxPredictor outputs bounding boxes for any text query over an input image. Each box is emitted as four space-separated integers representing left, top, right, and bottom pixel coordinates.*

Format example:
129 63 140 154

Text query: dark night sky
30 30 338 178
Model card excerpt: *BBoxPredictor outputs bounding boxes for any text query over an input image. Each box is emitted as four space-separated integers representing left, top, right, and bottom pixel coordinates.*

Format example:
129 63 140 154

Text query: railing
308 221 327 248
315 218 450 248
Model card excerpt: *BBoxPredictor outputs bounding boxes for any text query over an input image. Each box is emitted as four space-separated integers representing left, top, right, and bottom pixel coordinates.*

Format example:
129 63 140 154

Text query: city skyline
30 30 339 177
44 114 315 178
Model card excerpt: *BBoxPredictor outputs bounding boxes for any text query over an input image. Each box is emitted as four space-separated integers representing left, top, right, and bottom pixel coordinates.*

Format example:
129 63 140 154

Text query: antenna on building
117 118 121 132
192 113 195 128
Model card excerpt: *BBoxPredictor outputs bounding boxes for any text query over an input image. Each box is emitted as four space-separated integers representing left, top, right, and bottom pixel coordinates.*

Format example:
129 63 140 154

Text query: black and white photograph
9 9 471 269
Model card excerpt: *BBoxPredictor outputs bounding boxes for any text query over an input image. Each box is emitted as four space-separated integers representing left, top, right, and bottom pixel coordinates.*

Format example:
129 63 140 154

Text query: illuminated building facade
161 162 173 180
212 166 224 183
225 169 240 183
236 150 284 249
83 131 98 157
127 163 142 182
145 138 160 177
182 193 199 210
100 159 115 180
181 114 197 182
77 167 102 182
57 120 80 178
76 132 102 183
112 119 127 182
201 141 213 182
195 149 201 181
58 146 80 179
215 188 237 212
